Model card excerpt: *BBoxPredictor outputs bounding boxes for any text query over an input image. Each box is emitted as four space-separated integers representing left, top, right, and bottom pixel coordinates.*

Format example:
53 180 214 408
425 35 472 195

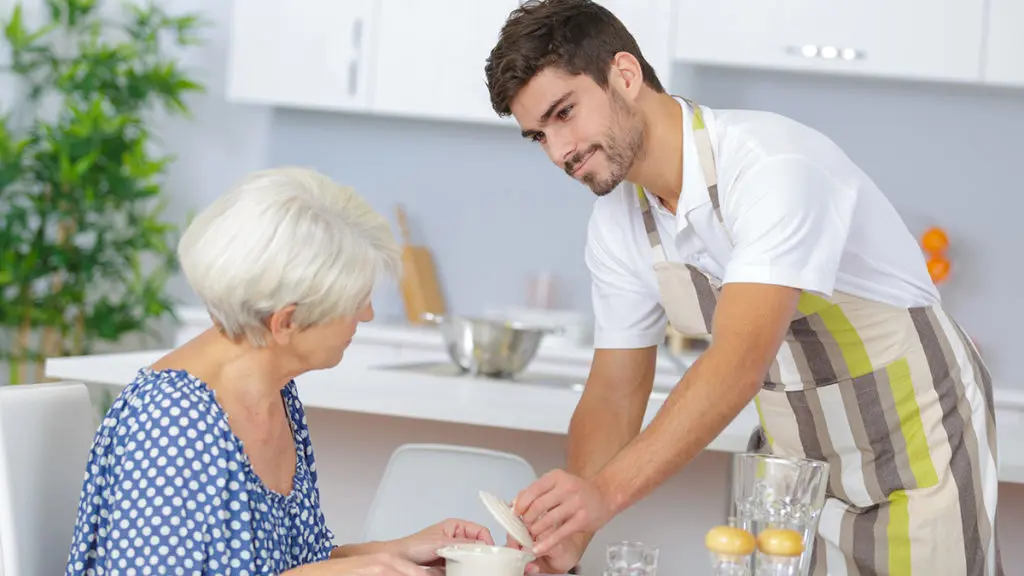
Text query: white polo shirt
586 97 940 350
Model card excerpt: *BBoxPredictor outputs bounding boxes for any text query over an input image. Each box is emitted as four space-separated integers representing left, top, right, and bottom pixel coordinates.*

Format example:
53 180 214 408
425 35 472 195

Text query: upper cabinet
673 0 986 84
225 0 379 112
596 0 676 92
982 0 1024 86
370 0 677 127
222 0 1024 127
372 0 519 127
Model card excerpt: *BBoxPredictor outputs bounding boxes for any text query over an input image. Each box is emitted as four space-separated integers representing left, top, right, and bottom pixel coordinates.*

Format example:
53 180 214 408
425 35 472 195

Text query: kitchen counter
44 319 1024 484
43 342 758 454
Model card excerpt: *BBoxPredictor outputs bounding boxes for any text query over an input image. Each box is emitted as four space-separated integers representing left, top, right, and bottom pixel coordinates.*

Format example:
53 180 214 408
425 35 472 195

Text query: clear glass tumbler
604 540 659 576
731 454 829 576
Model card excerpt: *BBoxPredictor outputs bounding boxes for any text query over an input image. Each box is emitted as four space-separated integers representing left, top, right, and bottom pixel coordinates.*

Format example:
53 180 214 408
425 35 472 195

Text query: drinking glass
603 540 659 576
730 454 829 575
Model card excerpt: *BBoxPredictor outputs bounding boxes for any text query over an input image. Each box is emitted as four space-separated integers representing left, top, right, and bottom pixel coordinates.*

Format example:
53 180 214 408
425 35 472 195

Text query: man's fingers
514 469 570 515
530 497 578 537
521 481 572 526
533 514 584 556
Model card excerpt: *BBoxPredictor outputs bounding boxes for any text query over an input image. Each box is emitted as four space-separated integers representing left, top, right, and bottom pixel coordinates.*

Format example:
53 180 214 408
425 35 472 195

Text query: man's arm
592 282 799 515
560 346 658 548
567 347 658 478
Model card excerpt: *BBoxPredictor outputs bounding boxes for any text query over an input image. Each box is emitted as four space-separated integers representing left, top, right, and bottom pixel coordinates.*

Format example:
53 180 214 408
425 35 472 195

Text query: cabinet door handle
348 18 363 96
785 44 864 61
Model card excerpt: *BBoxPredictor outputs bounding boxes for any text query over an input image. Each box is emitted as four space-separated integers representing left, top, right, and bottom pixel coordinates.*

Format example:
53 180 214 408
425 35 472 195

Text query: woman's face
268 302 375 371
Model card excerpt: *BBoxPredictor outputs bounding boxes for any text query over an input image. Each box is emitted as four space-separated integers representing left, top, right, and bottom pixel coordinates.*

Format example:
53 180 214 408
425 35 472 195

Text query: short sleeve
585 206 667 349
66 391 258 575
721 155 858 295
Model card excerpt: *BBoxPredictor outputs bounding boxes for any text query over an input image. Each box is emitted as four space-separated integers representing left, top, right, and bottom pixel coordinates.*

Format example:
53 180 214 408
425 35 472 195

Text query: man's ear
608 51 644 99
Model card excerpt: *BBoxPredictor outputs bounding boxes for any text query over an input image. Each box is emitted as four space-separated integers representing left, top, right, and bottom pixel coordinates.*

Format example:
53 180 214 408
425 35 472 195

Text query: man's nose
548 133 576 169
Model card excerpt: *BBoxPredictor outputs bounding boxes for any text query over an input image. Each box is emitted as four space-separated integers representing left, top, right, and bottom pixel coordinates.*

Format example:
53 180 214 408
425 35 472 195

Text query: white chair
362 443 538 544
0 382 98 576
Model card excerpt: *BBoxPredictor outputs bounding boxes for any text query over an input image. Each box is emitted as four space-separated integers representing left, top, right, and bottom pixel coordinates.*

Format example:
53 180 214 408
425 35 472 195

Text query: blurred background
3 2 1024 573
3 0 1019 389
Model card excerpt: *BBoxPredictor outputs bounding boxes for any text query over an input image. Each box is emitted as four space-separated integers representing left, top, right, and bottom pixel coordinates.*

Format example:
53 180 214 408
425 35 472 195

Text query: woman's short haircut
177 166 401 346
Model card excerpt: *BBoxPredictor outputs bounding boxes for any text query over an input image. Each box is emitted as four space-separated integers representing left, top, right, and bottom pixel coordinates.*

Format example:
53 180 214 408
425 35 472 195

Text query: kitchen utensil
436 543 534 576
478 490 533 550
395 205 446 325
422 312 561 378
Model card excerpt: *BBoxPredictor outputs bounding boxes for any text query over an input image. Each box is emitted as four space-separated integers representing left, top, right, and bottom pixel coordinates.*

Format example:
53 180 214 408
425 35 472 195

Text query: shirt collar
631 96 714 235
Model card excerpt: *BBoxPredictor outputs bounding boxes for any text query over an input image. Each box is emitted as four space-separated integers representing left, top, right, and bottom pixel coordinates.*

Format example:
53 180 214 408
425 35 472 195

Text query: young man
485 1 1003 574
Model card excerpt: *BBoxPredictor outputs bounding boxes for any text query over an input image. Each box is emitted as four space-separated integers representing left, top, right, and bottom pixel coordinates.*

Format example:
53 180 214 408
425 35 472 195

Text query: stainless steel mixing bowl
422 312 562 378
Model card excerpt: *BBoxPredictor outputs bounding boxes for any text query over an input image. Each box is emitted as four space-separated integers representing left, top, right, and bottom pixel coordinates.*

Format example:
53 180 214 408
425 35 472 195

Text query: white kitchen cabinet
225 0 379 112
372 0 519 126
596 0 677 92
371 0 678 127
982 0 1024 86
673 0 985 84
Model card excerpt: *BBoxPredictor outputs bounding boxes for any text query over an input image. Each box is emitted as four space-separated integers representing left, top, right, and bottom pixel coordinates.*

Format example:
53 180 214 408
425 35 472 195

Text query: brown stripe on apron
789 316 839 387
853 503 887 574
802 312 854 383
910 307 989 574
687 264 717 332
855 368 912 499
800 388 850 503
838 380 885 504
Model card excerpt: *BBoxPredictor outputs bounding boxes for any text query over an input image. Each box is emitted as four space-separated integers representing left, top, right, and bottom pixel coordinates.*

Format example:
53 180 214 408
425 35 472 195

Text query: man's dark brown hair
485 0 666 117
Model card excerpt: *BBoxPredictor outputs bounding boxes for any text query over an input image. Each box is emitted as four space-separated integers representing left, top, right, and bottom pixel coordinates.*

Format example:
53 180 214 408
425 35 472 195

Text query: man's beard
564 90 646 197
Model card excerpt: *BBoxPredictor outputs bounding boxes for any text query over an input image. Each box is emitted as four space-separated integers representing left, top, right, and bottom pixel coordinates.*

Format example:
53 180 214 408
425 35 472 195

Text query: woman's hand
388 517 495 565
284 553 440 575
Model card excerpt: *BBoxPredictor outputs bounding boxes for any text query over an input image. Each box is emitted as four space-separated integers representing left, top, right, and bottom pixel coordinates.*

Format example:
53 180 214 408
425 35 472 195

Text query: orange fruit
921 227 949 255
927 255 951 284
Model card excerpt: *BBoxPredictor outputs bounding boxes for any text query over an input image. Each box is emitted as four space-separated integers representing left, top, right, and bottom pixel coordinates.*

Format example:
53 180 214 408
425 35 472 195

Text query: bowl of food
422 312 562 378
436 543 534 576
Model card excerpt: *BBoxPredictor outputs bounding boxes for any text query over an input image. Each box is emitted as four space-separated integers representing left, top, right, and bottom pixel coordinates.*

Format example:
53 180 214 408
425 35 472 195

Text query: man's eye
558 105 573 121
532 133 546 144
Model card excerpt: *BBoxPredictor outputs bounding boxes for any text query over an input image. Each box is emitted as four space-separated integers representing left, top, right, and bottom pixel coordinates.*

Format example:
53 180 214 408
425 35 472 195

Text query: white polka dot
66 377 329 573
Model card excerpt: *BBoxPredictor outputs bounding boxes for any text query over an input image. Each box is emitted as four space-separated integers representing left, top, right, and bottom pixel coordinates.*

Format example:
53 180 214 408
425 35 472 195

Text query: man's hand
513 469 617 556
506 531 585 574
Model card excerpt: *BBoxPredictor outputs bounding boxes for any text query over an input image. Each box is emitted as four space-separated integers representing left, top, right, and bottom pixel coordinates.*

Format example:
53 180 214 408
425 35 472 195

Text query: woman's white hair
177 166 401 346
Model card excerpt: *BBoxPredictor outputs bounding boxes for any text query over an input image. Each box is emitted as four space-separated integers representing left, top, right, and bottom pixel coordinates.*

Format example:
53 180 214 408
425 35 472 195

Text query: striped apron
639 99 1004 575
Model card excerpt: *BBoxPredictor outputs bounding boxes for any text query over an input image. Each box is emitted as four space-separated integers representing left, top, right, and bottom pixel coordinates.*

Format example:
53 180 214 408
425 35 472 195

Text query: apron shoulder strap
678 97 733 247
636 184 668 263
634 97 734 264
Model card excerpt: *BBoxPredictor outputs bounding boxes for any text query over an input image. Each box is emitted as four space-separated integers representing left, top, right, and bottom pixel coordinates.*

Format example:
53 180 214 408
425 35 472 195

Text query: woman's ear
267 304 299 345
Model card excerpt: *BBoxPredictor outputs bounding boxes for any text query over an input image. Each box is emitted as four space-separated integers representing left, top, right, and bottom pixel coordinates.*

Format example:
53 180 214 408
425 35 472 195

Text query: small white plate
478 490 534 551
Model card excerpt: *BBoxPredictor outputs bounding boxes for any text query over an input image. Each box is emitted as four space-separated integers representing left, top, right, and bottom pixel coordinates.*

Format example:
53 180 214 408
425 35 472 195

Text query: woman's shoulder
93 367 235 461
104 368 219 426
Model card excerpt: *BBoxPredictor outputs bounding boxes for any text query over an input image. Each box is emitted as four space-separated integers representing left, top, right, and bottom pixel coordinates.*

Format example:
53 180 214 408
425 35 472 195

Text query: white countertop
44 321 1024 484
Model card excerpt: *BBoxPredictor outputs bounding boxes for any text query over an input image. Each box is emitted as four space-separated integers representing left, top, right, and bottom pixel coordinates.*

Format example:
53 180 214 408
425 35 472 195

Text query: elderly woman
65 167 493 575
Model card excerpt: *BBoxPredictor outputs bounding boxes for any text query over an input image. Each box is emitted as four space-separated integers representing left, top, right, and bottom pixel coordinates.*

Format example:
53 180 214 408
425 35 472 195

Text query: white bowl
436 543 534 576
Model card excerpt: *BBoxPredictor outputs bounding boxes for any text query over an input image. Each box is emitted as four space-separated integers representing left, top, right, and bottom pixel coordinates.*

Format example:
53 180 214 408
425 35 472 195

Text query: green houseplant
0 0 207 384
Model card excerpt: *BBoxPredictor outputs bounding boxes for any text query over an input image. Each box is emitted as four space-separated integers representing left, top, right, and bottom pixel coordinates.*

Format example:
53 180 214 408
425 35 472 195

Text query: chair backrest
0 382 98 576
362 443 538 543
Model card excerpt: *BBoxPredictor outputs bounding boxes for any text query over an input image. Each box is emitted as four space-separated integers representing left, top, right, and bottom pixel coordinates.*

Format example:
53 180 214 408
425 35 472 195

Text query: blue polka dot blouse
65 368 337 575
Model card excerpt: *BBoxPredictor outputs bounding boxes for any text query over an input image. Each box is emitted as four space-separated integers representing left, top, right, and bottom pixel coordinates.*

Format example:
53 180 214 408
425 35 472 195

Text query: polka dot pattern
65 368 335 575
